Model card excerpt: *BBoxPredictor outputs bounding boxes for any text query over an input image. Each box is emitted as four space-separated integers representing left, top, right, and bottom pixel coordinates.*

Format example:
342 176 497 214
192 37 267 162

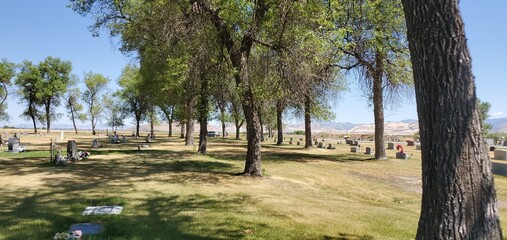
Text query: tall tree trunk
168 118 173 137
276 101 284 145
185 93 195 146
219 105 227 138
372 74 386 159
150 118 154 136
180 122 185 139
304 95 312 148
198 74 209 154
29 102 37 134
45 100 51 133
235 119 242 140
71 109 78 134
259 111 265 142
402 0 502 239
135 117 141 138
91 113 96 135
242 94 262 176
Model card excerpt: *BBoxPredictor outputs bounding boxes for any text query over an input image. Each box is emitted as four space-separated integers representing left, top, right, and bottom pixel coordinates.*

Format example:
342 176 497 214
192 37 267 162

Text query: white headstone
82 206 123 215
494 150 507 160
60 131 64 141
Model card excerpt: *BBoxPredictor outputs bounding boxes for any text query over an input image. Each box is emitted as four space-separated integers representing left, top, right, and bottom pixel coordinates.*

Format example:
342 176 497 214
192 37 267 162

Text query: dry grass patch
0 131 506 239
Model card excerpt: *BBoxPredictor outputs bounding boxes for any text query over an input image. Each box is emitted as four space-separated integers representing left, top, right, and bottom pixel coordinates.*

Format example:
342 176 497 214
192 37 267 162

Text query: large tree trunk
185 90 195 146
135 117 141 138
235 119 242 140
180 122 185 139
29 102 37 134
372 73 386 159
242 94 262 176
276 101 284 145
71 109 78 134
198 74 209 154
304 95 312 148
45 100 51 133
402 0 502 239
91 113 97 135
168 118 173 137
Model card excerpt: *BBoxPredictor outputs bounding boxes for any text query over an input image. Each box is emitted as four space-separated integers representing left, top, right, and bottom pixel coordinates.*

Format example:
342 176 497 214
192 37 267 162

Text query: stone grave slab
407 140 415 146
396 152 408 160
317 142 324 148
416 144 421 150
327 143 335 149
67 140 78 159
8 137 20 151
494 150 507 160
351 147 358 153
486 138 495 146
365 147 373 155
82 206 123 215
69 223 104 235
387 142 395 150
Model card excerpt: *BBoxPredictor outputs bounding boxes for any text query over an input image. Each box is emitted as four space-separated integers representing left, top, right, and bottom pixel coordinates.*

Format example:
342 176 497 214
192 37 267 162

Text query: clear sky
1 0 506 127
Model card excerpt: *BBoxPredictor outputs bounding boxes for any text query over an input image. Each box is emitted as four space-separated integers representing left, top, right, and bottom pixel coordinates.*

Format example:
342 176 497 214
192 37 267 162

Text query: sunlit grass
0 130 505 239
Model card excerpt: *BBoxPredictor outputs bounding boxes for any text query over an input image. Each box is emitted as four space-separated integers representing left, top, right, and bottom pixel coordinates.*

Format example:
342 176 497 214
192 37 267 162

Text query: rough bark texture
372 74 386 159
276 101 284 145
44 100 51 133
185 97 195 146
304 95 312 148
402 0 503 239
180 123 185 139
197 73 209 154
71 109 78 134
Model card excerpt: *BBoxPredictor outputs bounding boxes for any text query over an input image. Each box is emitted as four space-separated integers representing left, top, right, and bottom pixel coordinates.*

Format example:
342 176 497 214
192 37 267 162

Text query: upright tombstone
396 152 408 159
327 143 335 149
351 146 358 153
407 140 415 146
317 142 324 148
365 147 373 155
416 144 421 150
387 142 395 150
67 140 78 160
297 141 301 145
8 137 20 151
91 138 100 148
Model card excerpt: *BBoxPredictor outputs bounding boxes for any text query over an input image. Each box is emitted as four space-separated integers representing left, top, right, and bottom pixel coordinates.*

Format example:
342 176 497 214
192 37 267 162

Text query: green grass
0 133 505 239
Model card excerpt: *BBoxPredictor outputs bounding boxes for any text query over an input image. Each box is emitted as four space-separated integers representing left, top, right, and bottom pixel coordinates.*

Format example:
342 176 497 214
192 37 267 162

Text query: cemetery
1 129 507 239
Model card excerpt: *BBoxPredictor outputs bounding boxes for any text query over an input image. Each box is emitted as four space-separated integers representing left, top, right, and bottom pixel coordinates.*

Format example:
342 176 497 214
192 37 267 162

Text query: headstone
297 141 301 145
346 139 353 145
387 142 395 150
289 141 293 145
416 144 421 150
486 138 495 146
504 141 507 147
317 142 324 148
91 138 100 148
396 152 408 159
351 146 358 153
60 131 64 141
490 146 496 151
82 206 123 215
327 143 335 149
314 140 319 145
274 138 277 143
8 137 20 151
407 140 414 146
69 223 104 235
365 147 373 155
350 140 359 146
494 150 507 160
67 140 78 160
122 136 127 143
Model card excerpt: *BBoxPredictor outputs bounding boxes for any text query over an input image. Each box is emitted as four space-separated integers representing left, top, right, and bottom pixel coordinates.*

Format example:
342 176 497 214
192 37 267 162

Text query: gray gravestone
91 138 100 148
297 141 301 145
494 150 507 160
69 223 104 235
416 144 421 150
365 147 373 155
396 152 408 159
407 140 415 146
82 206 123 215
8 137 20 151
317 142 324 148
67 140 78 159
387 142 395 150
327 143 335 149
351 146 358 153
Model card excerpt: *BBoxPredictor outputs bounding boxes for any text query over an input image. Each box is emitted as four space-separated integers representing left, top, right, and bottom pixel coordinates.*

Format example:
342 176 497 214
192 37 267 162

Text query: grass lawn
1 131 506 239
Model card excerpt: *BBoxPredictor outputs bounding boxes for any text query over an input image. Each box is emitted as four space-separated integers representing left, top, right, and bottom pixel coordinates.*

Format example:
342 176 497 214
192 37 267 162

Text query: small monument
387 142 395 150
67 140 78 160
327 143 335 150
494 150 507 160
416 144 421 150
317 142 324 148
91 138 101 148
297 141 301 145
365 147 373 155
351 146 358 153
8 137 20 152
407 140 415 146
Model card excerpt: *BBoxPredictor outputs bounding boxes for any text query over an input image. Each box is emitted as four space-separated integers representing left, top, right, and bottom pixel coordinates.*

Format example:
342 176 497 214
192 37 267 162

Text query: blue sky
1 0 506 127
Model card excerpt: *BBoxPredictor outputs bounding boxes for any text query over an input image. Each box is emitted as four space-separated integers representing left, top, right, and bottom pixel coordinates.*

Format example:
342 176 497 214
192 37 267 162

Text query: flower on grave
53 230 82 240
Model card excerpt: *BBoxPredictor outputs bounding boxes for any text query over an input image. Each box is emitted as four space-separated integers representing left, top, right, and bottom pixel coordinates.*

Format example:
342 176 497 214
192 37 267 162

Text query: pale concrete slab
82 206 123 215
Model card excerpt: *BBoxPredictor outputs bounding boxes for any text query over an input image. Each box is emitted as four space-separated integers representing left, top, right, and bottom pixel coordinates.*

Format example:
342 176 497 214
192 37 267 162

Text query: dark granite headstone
69 223 104 235
8 137 20 151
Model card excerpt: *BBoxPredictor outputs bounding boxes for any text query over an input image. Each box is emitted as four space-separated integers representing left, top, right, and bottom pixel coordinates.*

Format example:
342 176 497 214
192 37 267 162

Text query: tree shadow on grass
0 190 267 239
207 149 375 163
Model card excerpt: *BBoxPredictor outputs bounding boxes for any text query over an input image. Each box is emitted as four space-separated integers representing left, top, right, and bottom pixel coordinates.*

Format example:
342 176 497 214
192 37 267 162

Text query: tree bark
45 100 51 133
276 100 284 145
28 100 38 134
198 73 209 154
180 122 185 139
304 95 312 148
372 72 386 159
402 0 503 239
71 108 78 134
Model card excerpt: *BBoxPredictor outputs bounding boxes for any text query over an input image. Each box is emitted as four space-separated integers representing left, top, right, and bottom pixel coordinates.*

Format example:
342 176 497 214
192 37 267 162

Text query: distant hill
487 118 507 133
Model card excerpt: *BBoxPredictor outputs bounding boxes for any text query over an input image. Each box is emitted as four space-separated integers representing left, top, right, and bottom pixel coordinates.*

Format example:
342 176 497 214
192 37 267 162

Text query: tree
104 96 125 133
330 0 413 159
117 65 149 137
82 71 109 135
38 57 72 133
0 59 15 121
64 75 87 134
478 99 493 134
16 61 43 133
402 0 502 238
